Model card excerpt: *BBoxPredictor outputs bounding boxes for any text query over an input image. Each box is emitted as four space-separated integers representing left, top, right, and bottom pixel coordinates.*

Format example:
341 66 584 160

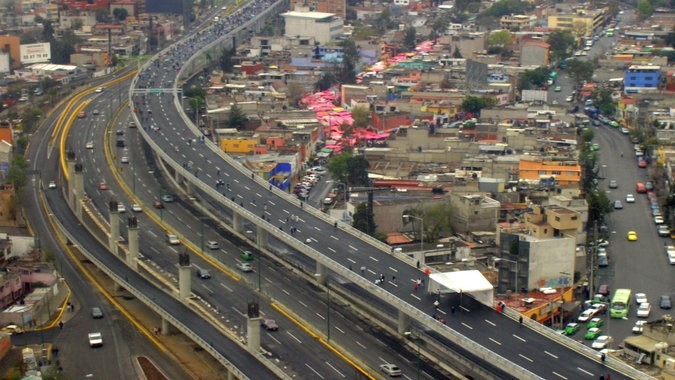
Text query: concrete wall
527 236 575 290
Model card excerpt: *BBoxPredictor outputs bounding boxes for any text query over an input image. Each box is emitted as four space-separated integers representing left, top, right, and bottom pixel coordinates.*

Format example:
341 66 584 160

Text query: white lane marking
304 364 323 379
348 245 358 251
388 266 398 273
347 258 356 264
489 338 501 345
459 305 470 312
369 256 379 262
355 341 366 349
410 294 421 301
325 362 345 378
334 326 345 334
577 368 593 376
518 354 533 363
512 334 526 342
244 186 250 190
331 235 338 240
287 332 302 344
314 226 321 231
219 282 233 292
202 285 214 294
485 319 496 327
551 371 567 379
268 201 275 206
316 313 325 320
231 306 242 315
267 333 281 345
544 351 559 359
298 300 308 308
327 247 336 253
461 322 473 330
256 192 262 198
147 230 157 238
283 209 290 214
282 289 290 295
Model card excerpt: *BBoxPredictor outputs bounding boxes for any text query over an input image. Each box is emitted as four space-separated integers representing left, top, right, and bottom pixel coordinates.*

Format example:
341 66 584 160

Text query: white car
654 216 664 224
625 194 635 203
206 241 219 250
95 87 104 93
637 303 651 318
565 96 574 102
632 320 646 334
635 293 648 304
88 332 103 347
48 181 56 189
236 262 253 272
167 234 180 245
85 141 94 149
120 156 129 164
591 335 611 350
666 246 675 265
379 363 402 377
131 204 142 212
578 309 595 322
117 204 126 213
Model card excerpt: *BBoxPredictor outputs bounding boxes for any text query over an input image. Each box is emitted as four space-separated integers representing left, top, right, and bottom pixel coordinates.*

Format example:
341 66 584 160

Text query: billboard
20 42 51 64
521 90 548 103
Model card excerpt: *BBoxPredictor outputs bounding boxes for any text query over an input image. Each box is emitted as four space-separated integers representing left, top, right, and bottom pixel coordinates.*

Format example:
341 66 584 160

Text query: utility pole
589 221 597 300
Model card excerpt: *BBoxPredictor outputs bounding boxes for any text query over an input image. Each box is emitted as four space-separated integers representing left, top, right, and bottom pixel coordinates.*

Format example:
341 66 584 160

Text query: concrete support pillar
161 317 170 336
246 316 262 352
414 251 425 268
185 180 194 196
178 264 192 301
109 210 119 256
73 165 84 219
227 371 234 380
256 228 268 250
315 262 327 285
67 160 76 206
127 225 139 270
175 171 183 185
232 212 242 233
398 312 411 335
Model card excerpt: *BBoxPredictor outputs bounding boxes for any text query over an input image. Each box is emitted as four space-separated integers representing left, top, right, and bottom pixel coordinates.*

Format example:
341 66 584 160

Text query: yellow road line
39 192 167 352
271 302 377 380
59 100 90 181
31 287 72 332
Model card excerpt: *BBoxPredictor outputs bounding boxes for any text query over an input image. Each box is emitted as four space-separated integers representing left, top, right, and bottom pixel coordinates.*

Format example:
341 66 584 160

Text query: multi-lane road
125 3 643 379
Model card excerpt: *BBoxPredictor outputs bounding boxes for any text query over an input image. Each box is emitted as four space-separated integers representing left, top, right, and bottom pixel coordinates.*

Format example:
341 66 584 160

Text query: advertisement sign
20 42 51 64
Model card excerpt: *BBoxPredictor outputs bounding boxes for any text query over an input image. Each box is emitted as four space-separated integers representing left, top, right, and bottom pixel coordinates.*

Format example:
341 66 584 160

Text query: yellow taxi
627 231 638 241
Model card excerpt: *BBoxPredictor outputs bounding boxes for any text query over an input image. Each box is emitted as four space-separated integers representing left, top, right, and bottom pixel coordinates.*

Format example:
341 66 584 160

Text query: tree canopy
352 202 377 236
112 8 128 22
547 30 576 61
636 0 654 20
517 67 551 89
326 153 370 186
351 106 370 128
404 27 417 51
480 0 533 17
461 96 496 114
487 30 512 46
226 104 248 130
566 59 595 85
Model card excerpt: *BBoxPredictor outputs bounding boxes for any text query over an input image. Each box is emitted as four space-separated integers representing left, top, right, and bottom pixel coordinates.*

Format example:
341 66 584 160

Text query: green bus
610 288 631 318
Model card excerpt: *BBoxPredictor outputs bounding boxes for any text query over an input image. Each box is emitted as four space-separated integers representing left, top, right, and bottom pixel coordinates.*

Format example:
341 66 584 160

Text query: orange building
0 35 21 69
518 159 581 186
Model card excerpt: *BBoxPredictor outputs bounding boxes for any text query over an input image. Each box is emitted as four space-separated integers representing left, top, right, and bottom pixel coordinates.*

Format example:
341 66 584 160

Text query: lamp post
182 96 201 124
402 214 424 252
404 331 421 380
494 257 519 294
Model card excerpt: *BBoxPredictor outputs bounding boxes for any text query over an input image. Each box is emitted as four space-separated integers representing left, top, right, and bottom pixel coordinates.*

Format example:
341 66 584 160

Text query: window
555 216 560 222
551 171 561 175
630 76 636 80
571 216 578 220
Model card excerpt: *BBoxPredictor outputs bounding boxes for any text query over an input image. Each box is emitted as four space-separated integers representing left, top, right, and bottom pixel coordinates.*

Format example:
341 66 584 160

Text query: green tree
226 104 248 130
429 17 449 40
20 107 42 134
6 155 29 190
346 155 370 186
587 189 613 224
337 39 359 84
547 30 576 61
184 86 205 99
352 202 377 235
487 30 512 46
51 30 81 64
481 0 533 17
374 7 393 33
326 153 350 184
636 0 654 20
453 46 463 58
286 83 305 107
16 136 28 154
566 59 595 85
423 203 453 242
404 27 417 51
351 106 370 128
112 8 128 22
70 19 84 31
315 72 337 91
518 67 551 89
220 47 235 73
461 96 495 114
39 77 57 91
591 88 617 117
94 7 111 23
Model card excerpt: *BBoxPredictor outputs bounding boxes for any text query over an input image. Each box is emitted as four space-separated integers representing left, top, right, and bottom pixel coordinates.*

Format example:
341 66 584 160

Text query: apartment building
547 8 605 37
500 15 538 31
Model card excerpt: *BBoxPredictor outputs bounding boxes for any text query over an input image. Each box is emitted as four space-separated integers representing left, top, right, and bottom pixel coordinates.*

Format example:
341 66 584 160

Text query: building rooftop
281 11 337 19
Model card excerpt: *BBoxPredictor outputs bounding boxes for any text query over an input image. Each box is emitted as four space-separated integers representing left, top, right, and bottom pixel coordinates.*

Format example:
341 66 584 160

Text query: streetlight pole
404 331 421 380
402 214 424 252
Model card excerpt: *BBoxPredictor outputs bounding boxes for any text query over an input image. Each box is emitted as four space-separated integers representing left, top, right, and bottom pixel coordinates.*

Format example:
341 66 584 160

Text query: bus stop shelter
428 270 494 307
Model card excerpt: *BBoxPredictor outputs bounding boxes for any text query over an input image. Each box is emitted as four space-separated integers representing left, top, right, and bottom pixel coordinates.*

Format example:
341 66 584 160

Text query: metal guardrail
46 199 252 380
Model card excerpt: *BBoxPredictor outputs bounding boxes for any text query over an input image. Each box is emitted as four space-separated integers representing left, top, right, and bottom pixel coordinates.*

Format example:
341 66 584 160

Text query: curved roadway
129 2 641 380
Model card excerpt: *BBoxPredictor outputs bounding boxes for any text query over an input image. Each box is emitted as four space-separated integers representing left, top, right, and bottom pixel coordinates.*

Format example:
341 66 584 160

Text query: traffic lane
46 191 282 380
76 108 366 379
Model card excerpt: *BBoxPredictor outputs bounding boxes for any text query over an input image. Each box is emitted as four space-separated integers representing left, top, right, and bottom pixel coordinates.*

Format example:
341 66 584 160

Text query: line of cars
293 166 326 200
565 302 612 350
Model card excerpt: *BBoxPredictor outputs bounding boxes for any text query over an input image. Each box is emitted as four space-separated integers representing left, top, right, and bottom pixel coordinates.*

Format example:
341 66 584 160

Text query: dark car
645 181 654 191
91 307 103 319
598 284 610 296
660 295 672 309
598 255 609 267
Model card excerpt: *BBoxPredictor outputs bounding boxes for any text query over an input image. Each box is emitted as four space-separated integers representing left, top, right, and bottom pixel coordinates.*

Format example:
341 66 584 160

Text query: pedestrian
392 276 396 283
413 281 419 291
217 169 220 176
606 374 611 380
360 265 366 274
600 353 606 364
519 316 523 325
375 279 380 285
433 300 440 310
58 321 64 329
451 306 456 314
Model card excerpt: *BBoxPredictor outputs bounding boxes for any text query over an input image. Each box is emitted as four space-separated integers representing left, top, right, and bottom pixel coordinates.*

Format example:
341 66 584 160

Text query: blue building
624 65 661 93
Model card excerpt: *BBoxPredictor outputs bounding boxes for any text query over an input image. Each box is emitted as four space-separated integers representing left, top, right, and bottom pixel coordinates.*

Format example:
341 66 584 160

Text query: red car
638 159 647 168
636 182 647 193
77 111 86 118
153 201 164 209
98 182 108 190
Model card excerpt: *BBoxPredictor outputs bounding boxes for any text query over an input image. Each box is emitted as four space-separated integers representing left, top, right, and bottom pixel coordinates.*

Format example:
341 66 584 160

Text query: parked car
608 180 618 189
666 246 675 265
591 335 611 350
654 216 664 224
658 225 670 237
613 200 623 209
660 295 672 309
598 255 609 267
598 284 610 296
587 317 604 329
585 327 602 340
635 293 648 304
